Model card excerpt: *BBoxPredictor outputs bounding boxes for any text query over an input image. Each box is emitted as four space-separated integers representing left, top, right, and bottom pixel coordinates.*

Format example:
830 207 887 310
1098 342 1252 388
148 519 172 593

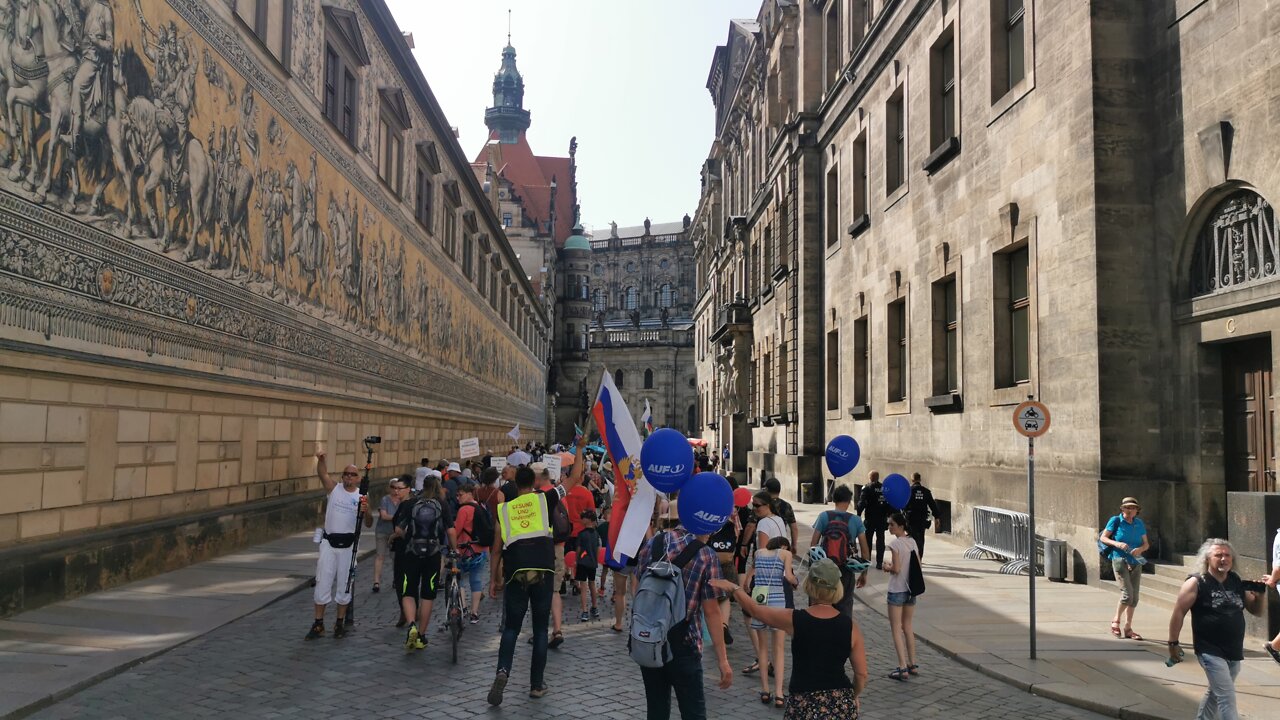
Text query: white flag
506 423 521 442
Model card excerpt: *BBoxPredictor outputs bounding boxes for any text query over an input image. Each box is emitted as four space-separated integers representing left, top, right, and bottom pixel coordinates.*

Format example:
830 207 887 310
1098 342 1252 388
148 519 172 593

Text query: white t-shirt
756 515 787 543
887 535 920 594
413 467 430 492
324 484 361 534
1272 528 1280 572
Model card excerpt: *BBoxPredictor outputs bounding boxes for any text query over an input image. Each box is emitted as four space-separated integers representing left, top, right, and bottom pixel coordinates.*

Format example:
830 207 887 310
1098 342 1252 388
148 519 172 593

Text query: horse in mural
113 41 213 255
4 0 77 201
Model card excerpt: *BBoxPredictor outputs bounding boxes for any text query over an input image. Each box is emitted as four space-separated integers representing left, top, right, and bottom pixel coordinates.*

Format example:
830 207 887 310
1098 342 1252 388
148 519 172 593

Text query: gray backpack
628 532 704 668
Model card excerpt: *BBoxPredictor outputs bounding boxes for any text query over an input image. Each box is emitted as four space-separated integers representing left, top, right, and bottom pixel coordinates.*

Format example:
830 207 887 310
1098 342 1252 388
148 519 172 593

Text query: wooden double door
1222 338 1276 493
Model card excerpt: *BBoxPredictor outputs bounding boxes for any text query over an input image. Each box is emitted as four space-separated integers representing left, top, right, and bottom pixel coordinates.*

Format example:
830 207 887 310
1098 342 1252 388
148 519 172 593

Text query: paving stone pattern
31 564 1109 720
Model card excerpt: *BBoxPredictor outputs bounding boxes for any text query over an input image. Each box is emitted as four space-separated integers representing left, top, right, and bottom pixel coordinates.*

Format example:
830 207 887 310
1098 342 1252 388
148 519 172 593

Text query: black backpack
551 498 572 543
463 501 495 548
907 549 926 596
406 497 444 557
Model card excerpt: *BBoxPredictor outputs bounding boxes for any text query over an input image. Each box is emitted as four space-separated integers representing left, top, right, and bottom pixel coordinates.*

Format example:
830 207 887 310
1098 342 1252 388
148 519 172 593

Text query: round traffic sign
1013 400 1051 438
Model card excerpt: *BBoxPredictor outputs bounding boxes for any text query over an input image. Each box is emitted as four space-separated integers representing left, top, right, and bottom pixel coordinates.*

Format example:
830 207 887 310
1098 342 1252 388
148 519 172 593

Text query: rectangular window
415 167 433 231
444 203 458 257
932 276 959 394
992 0 1026 101
503 212 513 228
824 3 841 92
887 299 907 402
763 225 775 284
236 0 293 67
851 131 868 219
377 117 403 194
776 344 788 414
930 30 956 149
826 328 840 411
463 235 474 279
323 45 358 144
1009 246 1030 383
886 87 905 193
853 315 869 407
993 244 1031 387
826 166 840 247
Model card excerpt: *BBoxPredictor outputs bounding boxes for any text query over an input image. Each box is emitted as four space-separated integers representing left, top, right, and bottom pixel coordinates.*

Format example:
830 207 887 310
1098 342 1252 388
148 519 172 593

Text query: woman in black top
713 557 868 718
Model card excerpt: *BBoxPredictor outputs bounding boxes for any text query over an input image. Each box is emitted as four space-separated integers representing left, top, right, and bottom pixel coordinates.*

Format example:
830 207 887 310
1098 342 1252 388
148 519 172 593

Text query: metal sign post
1013 398 1050 660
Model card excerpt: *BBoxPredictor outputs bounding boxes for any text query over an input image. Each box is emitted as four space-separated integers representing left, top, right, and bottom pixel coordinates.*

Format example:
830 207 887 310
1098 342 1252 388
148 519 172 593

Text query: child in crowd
575 510 602 621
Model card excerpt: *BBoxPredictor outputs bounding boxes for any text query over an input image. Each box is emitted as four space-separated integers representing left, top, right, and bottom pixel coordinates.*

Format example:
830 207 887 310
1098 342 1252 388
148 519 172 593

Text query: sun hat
1120 497 1140 509
447 462 461 473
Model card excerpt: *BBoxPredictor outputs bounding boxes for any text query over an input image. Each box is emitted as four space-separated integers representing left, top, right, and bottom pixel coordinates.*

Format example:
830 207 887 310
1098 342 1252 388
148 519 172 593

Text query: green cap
807 558 842 590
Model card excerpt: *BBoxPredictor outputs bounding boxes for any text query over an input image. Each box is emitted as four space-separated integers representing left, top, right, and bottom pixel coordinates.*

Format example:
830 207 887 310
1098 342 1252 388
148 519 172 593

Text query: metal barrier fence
964 505 1042 575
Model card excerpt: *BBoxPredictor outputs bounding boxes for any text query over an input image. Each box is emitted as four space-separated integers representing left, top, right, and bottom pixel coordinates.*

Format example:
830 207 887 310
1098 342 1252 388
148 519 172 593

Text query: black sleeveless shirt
789 608 854 695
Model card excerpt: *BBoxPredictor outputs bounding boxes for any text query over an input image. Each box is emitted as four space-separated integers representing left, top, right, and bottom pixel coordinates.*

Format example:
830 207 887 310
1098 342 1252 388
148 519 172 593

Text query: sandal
548 631 564 649
611 625 624 633
742 661 761 675
1110 620 1122 637
907 664 919 675
759 692 772 704
1124 628 1144 641
889 667 909 681
774 696 785 709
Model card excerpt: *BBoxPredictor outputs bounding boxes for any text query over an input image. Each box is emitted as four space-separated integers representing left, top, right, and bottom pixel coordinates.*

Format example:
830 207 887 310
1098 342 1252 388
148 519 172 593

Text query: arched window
593 288 607 312
658 284 675 308
1191 190 1279 298
624 286 640 310
615 369 625 388
644 368 654 389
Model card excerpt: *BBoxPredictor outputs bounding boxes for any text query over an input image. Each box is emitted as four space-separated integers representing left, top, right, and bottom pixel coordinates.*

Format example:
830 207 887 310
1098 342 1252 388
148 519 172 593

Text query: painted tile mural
0 0 545 421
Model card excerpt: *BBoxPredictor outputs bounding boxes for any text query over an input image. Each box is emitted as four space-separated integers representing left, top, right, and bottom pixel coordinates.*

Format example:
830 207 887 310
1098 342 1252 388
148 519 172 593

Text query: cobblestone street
32 565 1108 720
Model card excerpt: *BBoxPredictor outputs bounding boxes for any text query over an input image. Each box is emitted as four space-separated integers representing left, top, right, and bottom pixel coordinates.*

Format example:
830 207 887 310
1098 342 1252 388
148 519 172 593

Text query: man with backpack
454 481 495 624
391 472 456 651
632 521 733 720
811 485 871 618
535 463 572 648
573 509 602 621
857 471 889 568
487 437 590 705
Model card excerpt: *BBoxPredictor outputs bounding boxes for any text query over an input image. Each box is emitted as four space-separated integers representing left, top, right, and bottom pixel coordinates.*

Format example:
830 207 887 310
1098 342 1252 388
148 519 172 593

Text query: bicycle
443 553 465 664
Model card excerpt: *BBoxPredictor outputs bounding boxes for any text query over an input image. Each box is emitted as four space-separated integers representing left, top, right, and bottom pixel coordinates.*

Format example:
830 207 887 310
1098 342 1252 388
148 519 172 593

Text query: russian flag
592 369 657 562
640 399 654 437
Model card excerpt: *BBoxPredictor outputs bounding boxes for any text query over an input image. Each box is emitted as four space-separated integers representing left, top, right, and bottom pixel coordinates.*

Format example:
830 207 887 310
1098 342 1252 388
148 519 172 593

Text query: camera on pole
343 436 380 626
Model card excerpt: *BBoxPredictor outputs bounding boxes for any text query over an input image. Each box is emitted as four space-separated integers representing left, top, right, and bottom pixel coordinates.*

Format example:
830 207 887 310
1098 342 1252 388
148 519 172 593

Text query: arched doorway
1188 189 1277 493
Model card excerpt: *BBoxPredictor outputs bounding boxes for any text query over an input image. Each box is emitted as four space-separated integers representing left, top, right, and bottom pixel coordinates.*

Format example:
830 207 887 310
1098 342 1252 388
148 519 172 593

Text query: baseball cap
447 462 461 473
807 558 842 590
426 469 442 480
530 461 547 475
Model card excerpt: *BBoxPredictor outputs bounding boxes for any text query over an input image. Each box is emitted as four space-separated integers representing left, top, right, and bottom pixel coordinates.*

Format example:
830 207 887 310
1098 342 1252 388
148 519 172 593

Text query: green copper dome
564 223 591 251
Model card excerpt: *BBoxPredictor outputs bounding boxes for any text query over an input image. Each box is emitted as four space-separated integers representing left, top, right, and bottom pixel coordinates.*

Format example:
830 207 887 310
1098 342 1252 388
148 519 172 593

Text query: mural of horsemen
0 0 544 403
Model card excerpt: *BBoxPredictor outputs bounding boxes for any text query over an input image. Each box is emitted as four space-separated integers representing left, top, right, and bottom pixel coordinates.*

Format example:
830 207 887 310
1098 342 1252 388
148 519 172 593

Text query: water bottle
1165 646 1184 667
313 527 324 544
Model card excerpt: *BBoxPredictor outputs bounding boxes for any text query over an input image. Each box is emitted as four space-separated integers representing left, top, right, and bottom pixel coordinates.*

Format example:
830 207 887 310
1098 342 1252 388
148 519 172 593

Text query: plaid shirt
636 527 724 654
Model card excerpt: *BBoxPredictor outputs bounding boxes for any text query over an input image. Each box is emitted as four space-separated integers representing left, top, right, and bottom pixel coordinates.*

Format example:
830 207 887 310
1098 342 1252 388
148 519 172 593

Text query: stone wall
0 0 547 615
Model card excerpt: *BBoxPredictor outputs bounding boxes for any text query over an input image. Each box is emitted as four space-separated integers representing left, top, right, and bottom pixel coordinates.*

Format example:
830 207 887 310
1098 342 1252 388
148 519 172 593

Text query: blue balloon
825 435 861 477
678 472 734 535
883 473 910 510
641 427 694 493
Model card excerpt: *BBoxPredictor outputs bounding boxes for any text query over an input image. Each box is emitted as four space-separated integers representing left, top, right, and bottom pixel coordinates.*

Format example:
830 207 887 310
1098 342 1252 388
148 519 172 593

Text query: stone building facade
693 0 1280 581
587 220 698 436
0 0 549 615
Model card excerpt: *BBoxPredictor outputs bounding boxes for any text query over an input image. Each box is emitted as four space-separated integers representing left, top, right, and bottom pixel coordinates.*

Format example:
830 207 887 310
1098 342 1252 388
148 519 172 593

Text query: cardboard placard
459 437 480 459
543 453 562 478
490 456 507 470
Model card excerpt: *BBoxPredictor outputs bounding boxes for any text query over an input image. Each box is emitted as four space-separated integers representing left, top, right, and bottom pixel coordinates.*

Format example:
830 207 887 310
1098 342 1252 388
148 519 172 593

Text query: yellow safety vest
498 491 552 545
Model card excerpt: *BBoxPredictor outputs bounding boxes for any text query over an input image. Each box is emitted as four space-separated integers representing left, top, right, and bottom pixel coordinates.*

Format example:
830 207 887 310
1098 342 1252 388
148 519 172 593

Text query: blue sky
385 0 762 237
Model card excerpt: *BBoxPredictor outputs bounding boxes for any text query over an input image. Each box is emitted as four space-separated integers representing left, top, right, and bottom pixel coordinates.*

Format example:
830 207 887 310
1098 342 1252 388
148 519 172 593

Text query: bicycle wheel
449 578 463 664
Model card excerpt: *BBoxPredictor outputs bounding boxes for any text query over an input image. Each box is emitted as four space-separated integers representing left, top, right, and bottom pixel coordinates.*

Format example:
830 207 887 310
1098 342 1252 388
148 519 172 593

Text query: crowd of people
306 445 1280 720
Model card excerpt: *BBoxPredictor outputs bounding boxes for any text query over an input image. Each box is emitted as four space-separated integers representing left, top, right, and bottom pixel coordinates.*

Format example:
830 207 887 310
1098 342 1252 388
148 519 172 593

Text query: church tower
484 43 532 143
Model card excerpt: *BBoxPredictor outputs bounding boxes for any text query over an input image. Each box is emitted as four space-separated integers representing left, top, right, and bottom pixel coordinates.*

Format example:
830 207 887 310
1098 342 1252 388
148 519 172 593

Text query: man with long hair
1167 538 1266 719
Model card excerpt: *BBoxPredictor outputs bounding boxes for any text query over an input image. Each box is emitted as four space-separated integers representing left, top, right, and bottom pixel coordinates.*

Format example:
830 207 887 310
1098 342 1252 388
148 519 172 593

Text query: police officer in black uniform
905 472 942 559
856 471 888 568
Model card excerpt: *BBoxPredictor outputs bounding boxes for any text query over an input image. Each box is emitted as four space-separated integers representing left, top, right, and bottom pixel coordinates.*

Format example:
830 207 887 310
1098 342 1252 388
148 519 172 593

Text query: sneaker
529 686 548 699
590 607 600 620
1266 644 1280 665
487 671 508 706
304 620 324 640
579 611 589 623
469 613 480 625
404 624 423 651
333 622 348 639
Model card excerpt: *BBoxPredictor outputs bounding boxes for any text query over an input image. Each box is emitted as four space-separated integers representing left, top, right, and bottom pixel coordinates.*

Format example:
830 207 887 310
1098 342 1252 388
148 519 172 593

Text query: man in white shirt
307 452 373 639
413 457 431 493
